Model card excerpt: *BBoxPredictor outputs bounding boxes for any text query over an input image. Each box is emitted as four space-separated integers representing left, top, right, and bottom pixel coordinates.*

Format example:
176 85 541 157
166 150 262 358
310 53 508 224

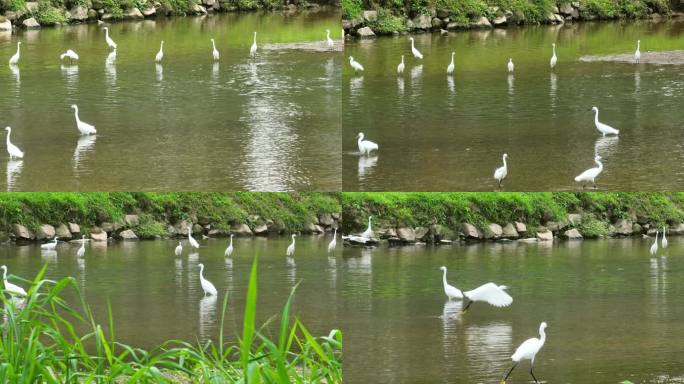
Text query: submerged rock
396 227 416 242
357 27 375 38
119 229 138 240
68 222 81 234
484 223 503 239
232 223 253 236
537 230 553 241
502 223 519 239
22 17 40 29
563 229 583 240
36 224 56 240
55 224 73 239
91 229 107 241
12 224 33 240
461 223 481 239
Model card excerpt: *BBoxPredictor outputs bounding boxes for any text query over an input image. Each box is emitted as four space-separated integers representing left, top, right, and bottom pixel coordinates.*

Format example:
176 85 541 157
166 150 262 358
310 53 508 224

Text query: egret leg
460 299 473 314
529 364 539 383
593 182 598 190
501 363 518 383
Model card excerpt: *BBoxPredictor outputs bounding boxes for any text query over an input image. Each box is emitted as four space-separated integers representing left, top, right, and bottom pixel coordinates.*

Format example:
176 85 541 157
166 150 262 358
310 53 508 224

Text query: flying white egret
103 27 117 50
574 155 603 189
8 42 21 66
155 41 164 62
349 56 364 72
357 132 378 155
328 228 337 254
446 51 455 75
634 40 641 63
71 105 97 135
198 263 217 296
174 241 183 256
210 38 219 61
286 234 296 257
591 107 619 136
1 265 26 296
76 235 86 257
397 55 405 74
41 237 59 251
650 231 658 256
439 266 512 313
507 58 514 73
550 43 557 68
502 322 548 384
250 32 257 58
494 153 508 188
326 29 334 48
224 234 234 257
409 37 423 59
188 227 199 249
361 216 373 239
60 49 79 64
4 127 24 160
662 227 668 248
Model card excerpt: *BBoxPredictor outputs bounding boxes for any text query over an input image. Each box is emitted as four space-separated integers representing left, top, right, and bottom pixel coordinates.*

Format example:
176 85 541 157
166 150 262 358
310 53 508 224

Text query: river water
0 10 341 191
343 21 684 191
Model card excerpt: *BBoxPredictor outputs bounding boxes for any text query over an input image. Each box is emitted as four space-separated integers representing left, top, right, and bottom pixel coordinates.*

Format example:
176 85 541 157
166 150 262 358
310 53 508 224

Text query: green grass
35 0 67 24
0 259 342 382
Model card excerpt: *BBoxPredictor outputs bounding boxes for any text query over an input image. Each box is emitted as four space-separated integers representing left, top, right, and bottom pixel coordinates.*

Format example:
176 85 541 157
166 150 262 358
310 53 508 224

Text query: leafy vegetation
368 8 406 33
35 0 67 24
0 260 342 382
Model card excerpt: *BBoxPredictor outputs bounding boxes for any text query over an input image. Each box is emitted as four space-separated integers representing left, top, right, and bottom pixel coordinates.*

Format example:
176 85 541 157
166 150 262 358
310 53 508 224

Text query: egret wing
466 282 513 307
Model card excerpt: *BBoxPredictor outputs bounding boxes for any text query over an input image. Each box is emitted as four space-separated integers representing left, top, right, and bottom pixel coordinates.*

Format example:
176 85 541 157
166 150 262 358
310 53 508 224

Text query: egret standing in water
328 228 337 255
349 56 364 72
250 32 258 58
650 231 659 256
326 29 334 48
502 322 548 384
41 237 59 251
103 27 117 50
188 228 199 249
4 127 24 160
446 52 455 75
8 42 21 66
409 37 423 59
361 216 373 239
76 235 86 257
210 38 220 61
357 132 378 155
155 41 164 63
224 234 234 257
198 263 217 296
286 234 296 257
507 58 514 73
1 265 26 296
174 241 183 256
662 227 668 248
439 266 513 313
634 40 641 63
71 105 97 135
591 107 619 136
397 55 405 75
494 153 508 188
574 155 603 189
60 49 79 64
550 43 557 69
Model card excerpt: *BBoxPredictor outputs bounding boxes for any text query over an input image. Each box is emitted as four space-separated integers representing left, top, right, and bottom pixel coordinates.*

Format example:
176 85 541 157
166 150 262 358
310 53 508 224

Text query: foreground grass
0 259 342 383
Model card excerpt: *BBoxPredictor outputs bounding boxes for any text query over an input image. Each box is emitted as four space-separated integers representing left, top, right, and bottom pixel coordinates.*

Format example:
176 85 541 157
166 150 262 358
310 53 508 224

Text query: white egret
574 155 603 189
211 38 219 61
41 237 59 251
446 51 455 75
357 132 378 155
550 43 557 68
1 265 26 296
155 41 164 62
439 266 512 313
349 56 364 72
8 42 21 66
188 227 199 249
76 235 86 257
103 27 117 50
361 216 373 239
409 37 423 59
71 105 97 135
60 49 79 64
494 153 508 188
4 127 24 160
286 234 296 257
224 234 234 257
650 231 658 256
326 29 334 48
634 40 641 63
591 107 619 136
198 263 217 296
174 241 183 256
328 228 337 254
250 32 257 58
502 322 548 384
397 55 405 74
507 58 514 73
662 227 668 248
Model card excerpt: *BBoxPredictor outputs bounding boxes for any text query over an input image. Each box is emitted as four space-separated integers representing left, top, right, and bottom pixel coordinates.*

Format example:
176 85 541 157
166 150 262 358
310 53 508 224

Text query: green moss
577 214 609 238
36 0 67 24
3 0 26 11
369 8 406 33
342 0 362 18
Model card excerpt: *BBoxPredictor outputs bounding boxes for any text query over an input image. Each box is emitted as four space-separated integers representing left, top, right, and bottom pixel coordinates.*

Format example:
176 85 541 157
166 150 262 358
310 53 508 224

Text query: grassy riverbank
0 192 340 240
342 192 684 238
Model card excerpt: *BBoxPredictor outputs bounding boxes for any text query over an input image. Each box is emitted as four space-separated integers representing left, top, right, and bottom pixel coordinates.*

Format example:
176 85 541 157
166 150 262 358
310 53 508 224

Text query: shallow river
0 10 341 191
343 21 684 191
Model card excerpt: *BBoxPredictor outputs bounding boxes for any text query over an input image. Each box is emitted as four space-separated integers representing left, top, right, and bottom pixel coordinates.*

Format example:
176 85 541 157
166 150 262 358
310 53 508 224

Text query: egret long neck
229 237 233 246
594 109 599 124
595 158 603 171
442 269 448 289
16 43 20 55
539 327 546 345
74 108 80 123
367 217 372 230
290 237 296 247
450 52 454 64
552 45 556 56
6 130 10 146
502 156 507 169
253 33 257 44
